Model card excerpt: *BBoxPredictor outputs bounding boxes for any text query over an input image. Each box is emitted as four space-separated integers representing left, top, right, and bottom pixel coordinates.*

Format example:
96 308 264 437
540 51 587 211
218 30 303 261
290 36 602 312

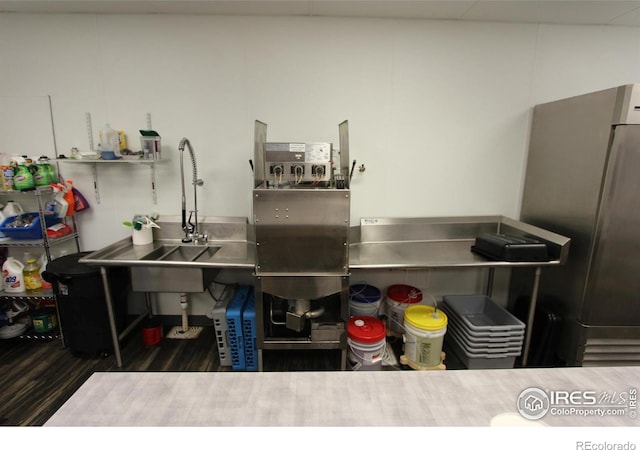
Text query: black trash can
43 252 129 357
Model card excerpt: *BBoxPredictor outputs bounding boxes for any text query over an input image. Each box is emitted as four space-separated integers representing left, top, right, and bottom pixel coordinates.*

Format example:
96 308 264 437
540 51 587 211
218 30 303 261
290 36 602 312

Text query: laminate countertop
45 366 638 427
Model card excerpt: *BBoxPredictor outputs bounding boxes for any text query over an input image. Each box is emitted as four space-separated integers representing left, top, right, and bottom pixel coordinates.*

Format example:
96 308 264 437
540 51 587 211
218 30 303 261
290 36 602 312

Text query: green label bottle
13 164 34 190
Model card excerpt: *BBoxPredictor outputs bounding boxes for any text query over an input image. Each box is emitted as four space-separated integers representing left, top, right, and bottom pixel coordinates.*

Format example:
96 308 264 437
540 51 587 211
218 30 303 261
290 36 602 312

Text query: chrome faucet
178 137 207 243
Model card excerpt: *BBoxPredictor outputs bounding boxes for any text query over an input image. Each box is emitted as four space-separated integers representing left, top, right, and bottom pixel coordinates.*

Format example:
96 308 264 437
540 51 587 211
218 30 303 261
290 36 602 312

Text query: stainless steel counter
349 215 570 269
81 215 567 271
81 236 255 269
349 216 571 367
79 216 255 368
81 216 255 269
81 215 570 369
44 366 638 427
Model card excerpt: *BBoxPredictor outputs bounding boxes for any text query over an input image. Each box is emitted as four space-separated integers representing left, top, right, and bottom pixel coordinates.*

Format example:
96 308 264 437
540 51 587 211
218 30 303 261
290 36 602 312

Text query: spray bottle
39 254 53 291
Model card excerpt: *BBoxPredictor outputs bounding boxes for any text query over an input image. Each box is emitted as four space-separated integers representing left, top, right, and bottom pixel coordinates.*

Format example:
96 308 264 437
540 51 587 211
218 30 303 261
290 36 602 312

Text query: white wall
2 13 640 315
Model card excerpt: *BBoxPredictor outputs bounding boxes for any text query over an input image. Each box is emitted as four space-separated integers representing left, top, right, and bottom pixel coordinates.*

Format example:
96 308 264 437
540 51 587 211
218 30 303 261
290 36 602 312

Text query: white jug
3 257 25 293
3 200 24 218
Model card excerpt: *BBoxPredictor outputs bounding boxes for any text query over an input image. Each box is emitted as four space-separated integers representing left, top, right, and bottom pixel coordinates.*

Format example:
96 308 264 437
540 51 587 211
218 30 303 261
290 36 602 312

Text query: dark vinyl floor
0 324 347 426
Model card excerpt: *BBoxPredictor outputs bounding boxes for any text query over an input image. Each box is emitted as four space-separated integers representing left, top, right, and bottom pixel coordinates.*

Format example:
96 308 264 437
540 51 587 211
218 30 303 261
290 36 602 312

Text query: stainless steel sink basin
79 216 255 293
140 245 221 262
128 245 222 292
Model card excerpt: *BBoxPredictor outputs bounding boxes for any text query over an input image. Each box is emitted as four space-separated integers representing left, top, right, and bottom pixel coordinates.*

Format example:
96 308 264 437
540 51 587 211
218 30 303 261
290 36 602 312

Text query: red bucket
142 318 163 346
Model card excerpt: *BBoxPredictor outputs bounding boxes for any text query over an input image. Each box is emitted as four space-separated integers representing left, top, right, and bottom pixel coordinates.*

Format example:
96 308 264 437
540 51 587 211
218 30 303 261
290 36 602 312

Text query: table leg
522 266 542 367
486 267 495 297
101 266 122 368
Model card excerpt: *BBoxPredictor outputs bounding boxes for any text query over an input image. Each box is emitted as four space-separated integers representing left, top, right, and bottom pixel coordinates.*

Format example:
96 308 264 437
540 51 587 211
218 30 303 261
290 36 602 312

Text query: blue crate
226 285 252 371
0 212 60 240
242 290 257 371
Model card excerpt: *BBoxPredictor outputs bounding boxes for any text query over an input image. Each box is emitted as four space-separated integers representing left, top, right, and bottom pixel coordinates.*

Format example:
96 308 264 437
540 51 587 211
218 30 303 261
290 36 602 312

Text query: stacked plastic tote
212 285 257 371
440 295 524 369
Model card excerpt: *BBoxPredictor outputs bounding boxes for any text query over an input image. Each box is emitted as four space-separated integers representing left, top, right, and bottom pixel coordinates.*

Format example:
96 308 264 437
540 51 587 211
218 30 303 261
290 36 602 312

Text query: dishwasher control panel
263 142 333 186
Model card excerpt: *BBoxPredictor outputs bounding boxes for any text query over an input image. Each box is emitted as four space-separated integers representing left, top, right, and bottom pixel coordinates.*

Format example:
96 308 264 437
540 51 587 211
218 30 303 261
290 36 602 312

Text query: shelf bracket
150 163 157 204
91 162 100 204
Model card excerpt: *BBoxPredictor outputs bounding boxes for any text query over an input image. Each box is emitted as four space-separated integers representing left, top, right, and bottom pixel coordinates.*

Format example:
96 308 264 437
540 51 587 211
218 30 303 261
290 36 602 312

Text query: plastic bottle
100 123 120 157
0 153 13 191
13 163 35 191
23 257 42 293
3 200 24 218
52 187 69 217
44 159 58 184
39 254 52 291
3 257 26 293
34 156 52 187
0 248 7 291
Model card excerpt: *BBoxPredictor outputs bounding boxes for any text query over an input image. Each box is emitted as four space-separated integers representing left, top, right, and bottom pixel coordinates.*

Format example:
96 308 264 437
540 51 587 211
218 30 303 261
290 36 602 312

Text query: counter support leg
101 266 122 368
486 268 495 297
522 266 542 367
145 292 153 317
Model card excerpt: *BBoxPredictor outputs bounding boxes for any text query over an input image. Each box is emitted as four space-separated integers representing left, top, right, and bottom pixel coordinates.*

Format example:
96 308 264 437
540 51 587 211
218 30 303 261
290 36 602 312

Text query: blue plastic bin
0 212 60 239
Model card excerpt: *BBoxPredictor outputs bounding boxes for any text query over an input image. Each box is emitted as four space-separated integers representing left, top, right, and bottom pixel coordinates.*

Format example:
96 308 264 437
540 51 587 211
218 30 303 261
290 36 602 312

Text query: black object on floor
42 252 130 357
513 295 564 367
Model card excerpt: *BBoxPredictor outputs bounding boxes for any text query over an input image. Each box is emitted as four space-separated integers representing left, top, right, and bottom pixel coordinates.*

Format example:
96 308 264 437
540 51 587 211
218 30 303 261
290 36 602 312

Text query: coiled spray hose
178 138 204 241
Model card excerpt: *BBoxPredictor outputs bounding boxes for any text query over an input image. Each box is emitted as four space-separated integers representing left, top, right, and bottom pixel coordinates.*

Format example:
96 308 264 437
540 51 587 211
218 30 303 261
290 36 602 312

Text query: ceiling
2 0 640 27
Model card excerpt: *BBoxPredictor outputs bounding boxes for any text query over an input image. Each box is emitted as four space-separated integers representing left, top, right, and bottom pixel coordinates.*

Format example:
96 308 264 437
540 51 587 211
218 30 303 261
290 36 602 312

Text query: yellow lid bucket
404 305 448 331
403 305 448 368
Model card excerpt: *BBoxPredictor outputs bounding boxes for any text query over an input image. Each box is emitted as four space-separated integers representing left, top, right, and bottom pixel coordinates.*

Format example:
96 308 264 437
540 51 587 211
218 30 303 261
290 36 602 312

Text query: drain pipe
304 306 325 319
180 293 189 333
293 299 326 319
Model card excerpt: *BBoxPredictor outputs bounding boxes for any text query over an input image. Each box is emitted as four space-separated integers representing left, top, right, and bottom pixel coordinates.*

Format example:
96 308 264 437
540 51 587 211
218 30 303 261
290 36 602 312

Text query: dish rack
224 285 257 371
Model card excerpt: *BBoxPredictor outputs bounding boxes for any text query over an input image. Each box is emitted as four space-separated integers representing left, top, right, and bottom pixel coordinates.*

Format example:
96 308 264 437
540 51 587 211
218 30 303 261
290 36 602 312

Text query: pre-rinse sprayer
178 137 206 243
169 138 208 341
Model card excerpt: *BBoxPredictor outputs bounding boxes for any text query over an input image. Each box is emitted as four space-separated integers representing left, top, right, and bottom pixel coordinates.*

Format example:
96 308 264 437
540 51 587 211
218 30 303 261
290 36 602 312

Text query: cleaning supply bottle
100 123 121 159
3 200 24 218
3 257 25 293
13 163 34 191
0 248 7 291
39 254 52 291
42 156 58 184
34 156 52 187
0 153 13 191
23 257 42 293
51 184 69 217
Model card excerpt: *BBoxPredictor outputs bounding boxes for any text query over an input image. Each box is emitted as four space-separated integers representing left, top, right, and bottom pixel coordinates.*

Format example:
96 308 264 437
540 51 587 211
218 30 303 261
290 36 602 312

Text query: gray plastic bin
448 327 522 352
445 335 520 369
442 295 524 332
441 305 525 340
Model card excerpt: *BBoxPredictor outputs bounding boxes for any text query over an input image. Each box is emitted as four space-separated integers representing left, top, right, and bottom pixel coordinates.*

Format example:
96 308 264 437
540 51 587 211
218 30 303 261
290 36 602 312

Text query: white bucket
403 305 448 368
349 283 382 317
385 284 423 334
132 226 153 245
347 316 387 371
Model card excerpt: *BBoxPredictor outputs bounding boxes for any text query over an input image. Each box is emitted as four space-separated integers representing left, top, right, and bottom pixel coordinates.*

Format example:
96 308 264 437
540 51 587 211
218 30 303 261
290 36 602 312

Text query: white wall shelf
55 158 167 205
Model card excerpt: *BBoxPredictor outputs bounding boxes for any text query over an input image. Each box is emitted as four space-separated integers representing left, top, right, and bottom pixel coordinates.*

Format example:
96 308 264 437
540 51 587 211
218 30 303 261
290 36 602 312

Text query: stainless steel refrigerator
516 84 640 366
